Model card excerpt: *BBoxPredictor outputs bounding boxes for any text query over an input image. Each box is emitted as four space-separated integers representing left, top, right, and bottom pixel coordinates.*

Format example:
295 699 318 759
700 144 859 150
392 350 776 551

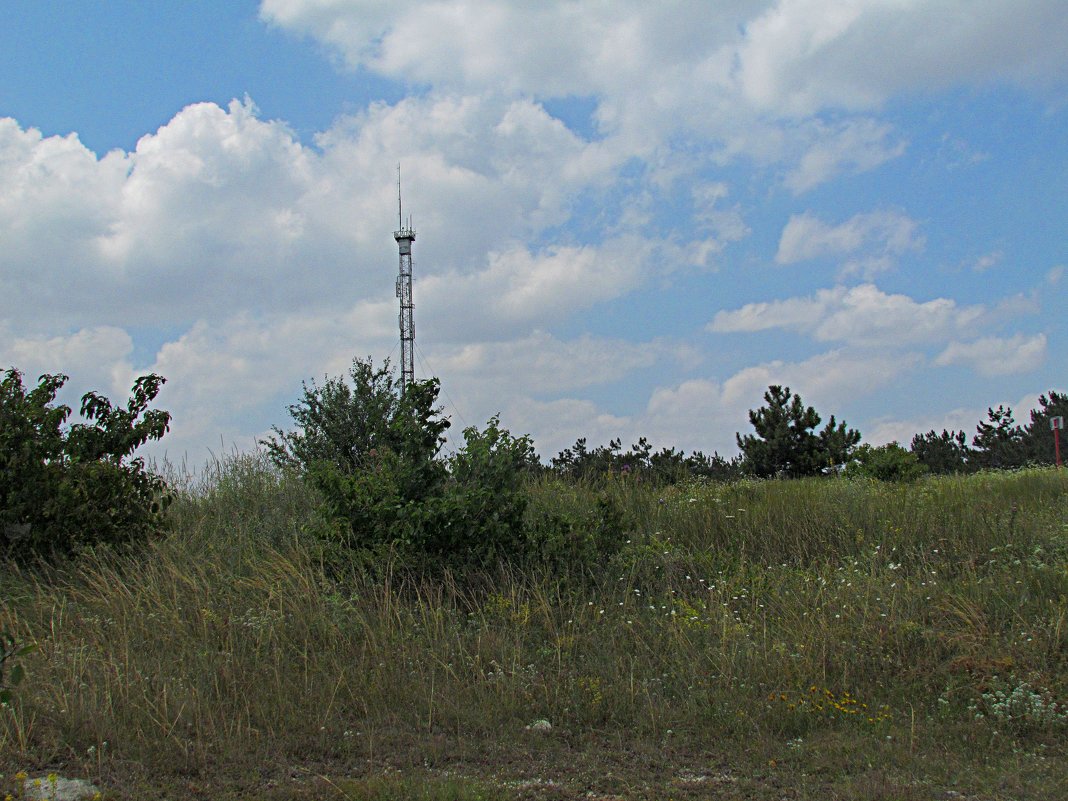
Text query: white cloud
935 334 1048 376
1 102 326 331
260 1 1068 197
481 353 882 461
1 94 629 338
264 2 1068 120
415 330 688 454
734 0 1068 116
261 1 747 101
498 397 631 460
0 326 136 404
775 210 922 271
864 406 983 448
430 331 671 396
410 237 654 343
784 118 906 193
710 284 984 346
721 349 919 415
635 347 918 455
969 250 1004 272
689 182 751 263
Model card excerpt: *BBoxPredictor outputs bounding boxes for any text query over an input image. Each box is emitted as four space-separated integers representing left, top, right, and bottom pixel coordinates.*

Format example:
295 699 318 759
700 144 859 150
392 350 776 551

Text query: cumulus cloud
261 1 744 100
733 0 1068 116
1 102 325 331
0 326 136 404
864 406 986 448
0 308 397 461
431 331 668 395
1 93 628 337
418 330 689 454
627 347 918 455
709 284 985 346
775 210 923 273
935 334 1048 376
261 1 1068 192
264 1 1068 118
497 396 631 460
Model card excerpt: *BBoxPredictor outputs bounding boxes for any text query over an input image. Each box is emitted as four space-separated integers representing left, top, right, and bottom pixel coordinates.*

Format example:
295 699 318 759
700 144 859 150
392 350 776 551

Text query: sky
2 0 1066 466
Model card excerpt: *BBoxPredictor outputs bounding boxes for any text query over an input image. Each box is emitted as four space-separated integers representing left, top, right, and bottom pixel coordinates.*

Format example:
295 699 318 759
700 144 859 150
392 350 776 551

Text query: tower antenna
393 166 416 393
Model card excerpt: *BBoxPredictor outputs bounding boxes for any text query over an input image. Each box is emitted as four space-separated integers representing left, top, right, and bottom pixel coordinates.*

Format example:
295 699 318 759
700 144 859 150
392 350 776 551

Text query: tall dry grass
1 456 1065 792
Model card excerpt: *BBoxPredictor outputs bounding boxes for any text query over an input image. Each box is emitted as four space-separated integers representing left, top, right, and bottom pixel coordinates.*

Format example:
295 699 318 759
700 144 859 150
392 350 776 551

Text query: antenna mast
393 165 416 393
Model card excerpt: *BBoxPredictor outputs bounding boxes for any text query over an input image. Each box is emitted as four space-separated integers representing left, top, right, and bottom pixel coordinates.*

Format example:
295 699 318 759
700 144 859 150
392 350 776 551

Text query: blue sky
2 1 1066 464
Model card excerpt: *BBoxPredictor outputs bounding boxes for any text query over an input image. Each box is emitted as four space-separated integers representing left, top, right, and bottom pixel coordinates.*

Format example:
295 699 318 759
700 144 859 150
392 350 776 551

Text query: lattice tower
394 168 416 392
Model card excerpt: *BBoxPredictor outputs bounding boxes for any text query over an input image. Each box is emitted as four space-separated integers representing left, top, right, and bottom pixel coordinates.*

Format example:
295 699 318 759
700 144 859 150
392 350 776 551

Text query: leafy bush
262 357 449 482
525 487 632 580
437 415 539 563
0 368 171 560
845 442 928 482
268 359 549 567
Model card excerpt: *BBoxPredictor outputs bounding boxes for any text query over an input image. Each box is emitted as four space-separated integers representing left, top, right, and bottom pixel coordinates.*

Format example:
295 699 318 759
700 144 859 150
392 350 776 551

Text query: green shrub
269 359 550 568
436 415 538 564
524 478 632 579
0 368 171 561
845 442 928 482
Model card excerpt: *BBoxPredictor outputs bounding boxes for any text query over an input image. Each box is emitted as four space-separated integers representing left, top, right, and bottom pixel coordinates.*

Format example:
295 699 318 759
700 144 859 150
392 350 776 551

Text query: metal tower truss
394 169 416 392
394 226 415 390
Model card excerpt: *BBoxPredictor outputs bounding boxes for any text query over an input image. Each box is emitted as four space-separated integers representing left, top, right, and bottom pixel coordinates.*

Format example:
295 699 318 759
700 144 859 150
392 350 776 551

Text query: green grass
1 456 1067 800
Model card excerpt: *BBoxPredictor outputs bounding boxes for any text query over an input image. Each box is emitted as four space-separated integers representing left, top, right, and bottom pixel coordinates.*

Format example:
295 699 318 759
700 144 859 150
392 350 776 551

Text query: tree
549 435 739 484
1019 391 1068 465
263 358 451 551
1 368 171 560
737 385 860 478
262 357 449 483
972 405 1025 470
910 429 971 474
266 358 546 567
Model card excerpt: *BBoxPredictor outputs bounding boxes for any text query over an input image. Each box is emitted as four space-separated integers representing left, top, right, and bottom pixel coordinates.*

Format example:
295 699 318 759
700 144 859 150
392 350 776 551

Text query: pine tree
1020 391 1068 465
737 385 860 478
910 429 971 474
972 405 1025 470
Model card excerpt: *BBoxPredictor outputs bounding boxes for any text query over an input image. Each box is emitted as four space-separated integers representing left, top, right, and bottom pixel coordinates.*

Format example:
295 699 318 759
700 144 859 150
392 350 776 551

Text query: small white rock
24 776 100 801
525 718 552 732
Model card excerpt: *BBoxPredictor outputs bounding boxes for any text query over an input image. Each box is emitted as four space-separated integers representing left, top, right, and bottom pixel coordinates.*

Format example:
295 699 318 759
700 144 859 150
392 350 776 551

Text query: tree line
2 358 1065 566
550 384 1067 483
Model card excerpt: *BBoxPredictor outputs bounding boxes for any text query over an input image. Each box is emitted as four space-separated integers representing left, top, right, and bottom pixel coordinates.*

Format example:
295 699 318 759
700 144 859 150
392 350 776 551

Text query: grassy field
1 457 1066 800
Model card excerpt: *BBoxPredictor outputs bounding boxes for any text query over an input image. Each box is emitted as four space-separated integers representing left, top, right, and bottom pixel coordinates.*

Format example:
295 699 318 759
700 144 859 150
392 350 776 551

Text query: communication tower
394 167 416 392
